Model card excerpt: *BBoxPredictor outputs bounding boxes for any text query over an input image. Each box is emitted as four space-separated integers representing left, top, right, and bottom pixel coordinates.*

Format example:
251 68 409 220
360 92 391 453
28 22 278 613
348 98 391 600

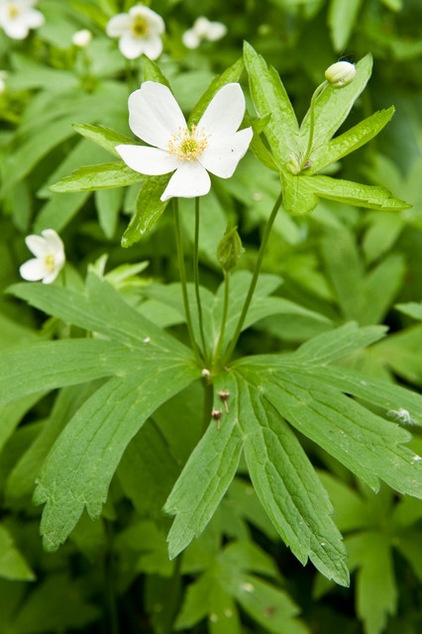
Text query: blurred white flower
182 16 227 49
116 81 252 201
72 28 92 48
0 0 44 40
19 229 65 284
325 61 356 88
106 5 164 60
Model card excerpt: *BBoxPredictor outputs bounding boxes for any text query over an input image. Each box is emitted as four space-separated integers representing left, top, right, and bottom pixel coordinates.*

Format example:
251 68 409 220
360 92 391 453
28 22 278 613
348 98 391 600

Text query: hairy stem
193 198 207 357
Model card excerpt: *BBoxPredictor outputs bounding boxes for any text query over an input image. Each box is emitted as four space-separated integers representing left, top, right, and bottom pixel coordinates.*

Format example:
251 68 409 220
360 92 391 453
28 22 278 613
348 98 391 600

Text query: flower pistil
168 125 208 161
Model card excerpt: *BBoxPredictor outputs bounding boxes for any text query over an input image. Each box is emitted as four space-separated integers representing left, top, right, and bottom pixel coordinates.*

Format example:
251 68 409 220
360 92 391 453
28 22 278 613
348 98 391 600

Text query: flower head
106 5 164 60
19 229 65 284
182 16 227 49
325 61 356 88
116 81 253 201
0 0 44 40
72 28 92 48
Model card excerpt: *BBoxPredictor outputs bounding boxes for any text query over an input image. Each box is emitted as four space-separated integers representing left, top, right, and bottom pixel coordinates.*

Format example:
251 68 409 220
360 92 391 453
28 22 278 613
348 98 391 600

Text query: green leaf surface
72 123 135 157
232 374 349 586
0 524 35 581
142 54 172 87
310 107 395 173
34 362 198 551
328 0 364 50
121 174 171 247
164 374 244 559
0 339 137 407
347 532 397 634
300 54 373 152
243 41 300 168
50 162 144 192
9 274 192 359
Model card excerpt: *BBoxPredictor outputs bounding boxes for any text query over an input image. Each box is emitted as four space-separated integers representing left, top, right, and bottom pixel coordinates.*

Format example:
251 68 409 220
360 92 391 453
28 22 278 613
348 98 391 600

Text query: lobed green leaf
121 174 171 247
72 123 136 158
50 162 144 192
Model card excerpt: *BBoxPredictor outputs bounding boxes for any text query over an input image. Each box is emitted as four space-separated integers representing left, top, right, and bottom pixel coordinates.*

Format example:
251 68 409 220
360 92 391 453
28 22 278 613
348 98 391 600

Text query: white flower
0 0 44 40
325 61 356 88
106 5 164 60
116 81 253 201
182 16 227 49
19 229 65 284
72 28 92 48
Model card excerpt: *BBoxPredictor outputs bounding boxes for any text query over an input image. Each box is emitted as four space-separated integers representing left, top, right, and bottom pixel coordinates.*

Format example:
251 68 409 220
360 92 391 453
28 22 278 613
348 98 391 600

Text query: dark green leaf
50 162 144 192
121 175 171 247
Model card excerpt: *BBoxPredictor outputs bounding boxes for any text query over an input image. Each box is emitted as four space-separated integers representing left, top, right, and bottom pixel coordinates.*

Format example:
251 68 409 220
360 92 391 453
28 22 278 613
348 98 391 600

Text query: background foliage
0 0 421 633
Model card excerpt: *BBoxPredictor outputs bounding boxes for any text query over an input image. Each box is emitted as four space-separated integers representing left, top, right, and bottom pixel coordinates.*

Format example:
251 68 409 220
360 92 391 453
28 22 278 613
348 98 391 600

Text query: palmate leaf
34 361 199 551
49 162 144 192
165 372 349 585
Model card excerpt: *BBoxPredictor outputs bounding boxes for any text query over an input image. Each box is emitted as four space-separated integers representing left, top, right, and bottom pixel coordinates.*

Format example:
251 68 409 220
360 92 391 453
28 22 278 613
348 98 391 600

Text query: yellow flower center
8 4 20 19
131 16 148 37
168 125 208 161
44 254 56 272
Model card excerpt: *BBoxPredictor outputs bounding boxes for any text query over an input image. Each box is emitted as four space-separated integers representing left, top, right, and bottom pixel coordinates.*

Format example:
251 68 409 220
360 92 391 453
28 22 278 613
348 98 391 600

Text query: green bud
217 224 244 273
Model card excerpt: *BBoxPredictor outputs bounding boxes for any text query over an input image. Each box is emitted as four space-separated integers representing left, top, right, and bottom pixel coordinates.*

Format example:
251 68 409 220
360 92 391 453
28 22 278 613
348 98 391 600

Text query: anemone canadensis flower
106 5 164 60
19 229 65 284
182 16 227 49
0 0 44 40
116 81 253 201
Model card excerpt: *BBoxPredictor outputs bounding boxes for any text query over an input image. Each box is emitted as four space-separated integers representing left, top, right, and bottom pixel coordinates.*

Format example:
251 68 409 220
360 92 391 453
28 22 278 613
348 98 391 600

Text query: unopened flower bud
325 61 356 88
72 29 92 48
217 225 244 273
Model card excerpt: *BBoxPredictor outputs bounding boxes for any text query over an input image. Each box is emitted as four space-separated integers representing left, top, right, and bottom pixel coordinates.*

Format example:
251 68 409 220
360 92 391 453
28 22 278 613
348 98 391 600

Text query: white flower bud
325 61 356 88
72 29 92 48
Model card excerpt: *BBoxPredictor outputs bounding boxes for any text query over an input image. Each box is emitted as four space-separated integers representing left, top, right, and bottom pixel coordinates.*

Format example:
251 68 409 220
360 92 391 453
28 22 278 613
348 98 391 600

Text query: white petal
116 145 179 175
197 83 246 139
205 22 227 42
141 35 163 60
23 8 44 29
2 21 29 39
129 5 165 34
42 268 61 284
25 234 50 257
106 13 131 37
160 162 211 201
182 29 200 49
19 258 47 281
199 127 253 178
41 229 64 254
192 17 210 37
118 32 146 59
128 82 187 149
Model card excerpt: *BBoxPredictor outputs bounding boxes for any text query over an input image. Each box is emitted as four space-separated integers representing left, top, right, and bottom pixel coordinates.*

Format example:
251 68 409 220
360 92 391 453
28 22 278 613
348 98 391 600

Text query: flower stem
222 189 284 366
212 270 230 370
173 199 202 363
193 198 207 357
300 80 328 170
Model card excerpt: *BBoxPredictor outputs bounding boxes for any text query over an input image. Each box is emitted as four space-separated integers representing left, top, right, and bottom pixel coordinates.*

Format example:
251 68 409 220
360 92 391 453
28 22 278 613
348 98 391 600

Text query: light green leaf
233 375 349 586
0 339 136 407
243 41 300 169
50 162 144 192
9 274 192 359
226 572 308 634
72 123 135 158
347 532 397 634
121 174 171 247
310 107 395 174
237 362 422 498
34 362 198 551
164 374 244 559
96 187 124 238
142 54 171 87
175 573 213 629
0 524 35 581
299 54 373 153
328 0 364 50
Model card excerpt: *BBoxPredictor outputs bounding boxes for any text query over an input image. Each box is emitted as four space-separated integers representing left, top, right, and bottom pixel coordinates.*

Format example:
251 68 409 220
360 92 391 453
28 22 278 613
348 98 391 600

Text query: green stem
193 198 207 356
173 199 202 363
300 80 328 170
222 189 284 366
212 270 230 370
